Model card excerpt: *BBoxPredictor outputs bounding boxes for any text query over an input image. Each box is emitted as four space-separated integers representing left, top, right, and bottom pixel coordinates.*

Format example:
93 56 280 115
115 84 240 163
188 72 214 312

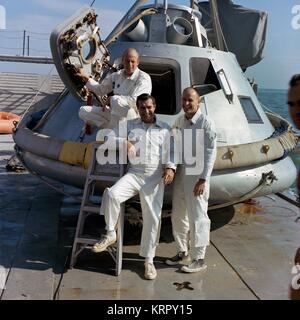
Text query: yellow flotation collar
59 141 103 169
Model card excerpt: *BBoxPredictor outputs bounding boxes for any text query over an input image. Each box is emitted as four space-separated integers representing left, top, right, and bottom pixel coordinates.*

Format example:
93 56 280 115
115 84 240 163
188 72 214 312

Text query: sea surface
258 88 299 195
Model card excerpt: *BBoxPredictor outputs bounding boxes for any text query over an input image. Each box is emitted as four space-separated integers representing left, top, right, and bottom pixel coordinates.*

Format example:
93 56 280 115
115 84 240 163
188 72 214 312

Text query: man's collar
139 116 164 128
122 68 139 80
155 118 166 128
185 106 202 124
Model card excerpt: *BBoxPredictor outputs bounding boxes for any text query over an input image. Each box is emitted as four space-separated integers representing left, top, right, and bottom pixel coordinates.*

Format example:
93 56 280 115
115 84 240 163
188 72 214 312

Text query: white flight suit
79 68 152 128
172 107 217 260
98 118 175 259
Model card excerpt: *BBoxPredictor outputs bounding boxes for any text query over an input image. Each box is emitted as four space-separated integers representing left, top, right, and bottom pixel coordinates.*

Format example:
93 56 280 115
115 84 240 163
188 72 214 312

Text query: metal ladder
70 143 126 276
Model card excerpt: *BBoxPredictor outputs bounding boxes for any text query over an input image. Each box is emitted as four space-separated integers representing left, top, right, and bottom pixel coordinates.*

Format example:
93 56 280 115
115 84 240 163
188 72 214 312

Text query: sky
0 0 299 89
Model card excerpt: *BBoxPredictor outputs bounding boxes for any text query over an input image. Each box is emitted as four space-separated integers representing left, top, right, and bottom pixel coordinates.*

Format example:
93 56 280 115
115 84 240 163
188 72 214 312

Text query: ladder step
75 237 100 245
88 175 121 182
82 205 101 213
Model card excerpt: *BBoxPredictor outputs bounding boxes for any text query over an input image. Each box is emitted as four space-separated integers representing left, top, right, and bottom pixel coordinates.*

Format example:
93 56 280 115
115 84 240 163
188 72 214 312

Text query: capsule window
239 97 263 124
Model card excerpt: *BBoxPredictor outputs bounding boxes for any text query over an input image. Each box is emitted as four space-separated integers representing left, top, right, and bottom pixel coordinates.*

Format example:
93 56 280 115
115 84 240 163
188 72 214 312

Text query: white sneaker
92 234 117 253
165 251 189 266
181 259 207 273
144 262 157 280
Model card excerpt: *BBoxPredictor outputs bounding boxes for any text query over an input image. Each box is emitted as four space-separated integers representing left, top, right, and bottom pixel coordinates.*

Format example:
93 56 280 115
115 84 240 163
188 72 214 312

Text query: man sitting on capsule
75 48 152 128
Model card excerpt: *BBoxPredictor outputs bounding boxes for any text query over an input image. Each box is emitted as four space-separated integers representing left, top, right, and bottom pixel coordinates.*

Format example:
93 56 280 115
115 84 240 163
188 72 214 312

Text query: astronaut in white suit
77 48 152 128
166 87 217 273
92 93 176 280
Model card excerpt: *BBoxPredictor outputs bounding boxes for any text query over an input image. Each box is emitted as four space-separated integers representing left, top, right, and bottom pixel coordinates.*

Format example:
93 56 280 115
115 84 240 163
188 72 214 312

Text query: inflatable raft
0 112 20 134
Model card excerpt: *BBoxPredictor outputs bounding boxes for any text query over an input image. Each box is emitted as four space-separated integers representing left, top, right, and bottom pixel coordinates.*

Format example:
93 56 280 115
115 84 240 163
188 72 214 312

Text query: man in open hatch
76 48 152 128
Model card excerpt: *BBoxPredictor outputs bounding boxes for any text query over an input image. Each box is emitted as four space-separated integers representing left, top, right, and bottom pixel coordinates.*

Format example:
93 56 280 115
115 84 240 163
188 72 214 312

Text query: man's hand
73 68 90 84
107 96 112 107
102 96 112 111
163 168 175 186
126 140 136 158
193 179 206 196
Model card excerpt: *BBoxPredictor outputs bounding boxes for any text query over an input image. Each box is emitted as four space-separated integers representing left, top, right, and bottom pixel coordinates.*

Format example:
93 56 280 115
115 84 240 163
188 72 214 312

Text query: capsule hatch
50 6 110 101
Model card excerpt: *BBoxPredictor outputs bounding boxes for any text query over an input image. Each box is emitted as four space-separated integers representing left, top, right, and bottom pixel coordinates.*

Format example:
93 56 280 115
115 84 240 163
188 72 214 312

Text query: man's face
288 83 300 129
182 89 200 119
137 98 156 123
123 50 139 76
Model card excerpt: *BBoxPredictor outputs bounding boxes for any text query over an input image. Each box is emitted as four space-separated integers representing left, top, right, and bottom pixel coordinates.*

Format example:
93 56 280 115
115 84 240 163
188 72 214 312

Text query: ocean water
258 88 299 195
258 88 293 126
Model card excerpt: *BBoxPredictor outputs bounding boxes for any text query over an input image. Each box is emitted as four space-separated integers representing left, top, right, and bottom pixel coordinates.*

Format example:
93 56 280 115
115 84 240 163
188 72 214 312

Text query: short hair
136 93 156 107
183 87 200 97
289 74 300 87
122 48 140 60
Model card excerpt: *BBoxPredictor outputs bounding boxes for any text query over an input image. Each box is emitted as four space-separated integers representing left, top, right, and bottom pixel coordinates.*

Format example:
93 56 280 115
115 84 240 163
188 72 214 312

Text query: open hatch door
50 6 110 101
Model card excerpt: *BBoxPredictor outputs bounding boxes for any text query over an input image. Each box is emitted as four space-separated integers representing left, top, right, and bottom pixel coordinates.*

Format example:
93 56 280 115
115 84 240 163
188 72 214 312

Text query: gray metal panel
40 93 87 141
210 156 297 203
148 13 169 42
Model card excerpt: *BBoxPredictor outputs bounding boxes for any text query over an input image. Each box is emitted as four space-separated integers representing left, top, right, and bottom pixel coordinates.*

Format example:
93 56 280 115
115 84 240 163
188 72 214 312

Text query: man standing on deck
288 74 300 131
165 87 217 273
76 48 152 128
287 74 300 197
287 74 300 300
92 93 176 280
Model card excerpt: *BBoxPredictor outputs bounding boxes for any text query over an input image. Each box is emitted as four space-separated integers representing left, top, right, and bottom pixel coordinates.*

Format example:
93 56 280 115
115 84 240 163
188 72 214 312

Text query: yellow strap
59 141 105 169
59 141 88 166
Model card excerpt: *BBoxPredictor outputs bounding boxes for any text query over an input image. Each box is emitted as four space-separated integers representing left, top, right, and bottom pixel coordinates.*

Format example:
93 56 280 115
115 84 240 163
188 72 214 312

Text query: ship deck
0 134 299 300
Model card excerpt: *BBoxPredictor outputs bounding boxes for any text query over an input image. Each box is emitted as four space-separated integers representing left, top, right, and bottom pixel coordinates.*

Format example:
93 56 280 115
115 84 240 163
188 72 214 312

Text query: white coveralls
98 118 175 259
172 107 217 260
79 68 152 128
